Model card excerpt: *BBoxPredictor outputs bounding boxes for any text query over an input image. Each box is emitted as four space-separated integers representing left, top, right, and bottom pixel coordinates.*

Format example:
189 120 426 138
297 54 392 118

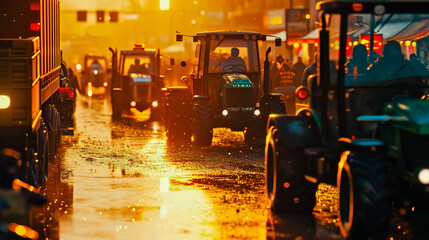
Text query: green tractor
265 1 429 239
165 31 284 146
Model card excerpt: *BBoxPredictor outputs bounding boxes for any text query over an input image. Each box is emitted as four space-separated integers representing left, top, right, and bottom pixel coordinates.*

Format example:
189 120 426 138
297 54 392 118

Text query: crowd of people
270 54 319 91
270 39 429 91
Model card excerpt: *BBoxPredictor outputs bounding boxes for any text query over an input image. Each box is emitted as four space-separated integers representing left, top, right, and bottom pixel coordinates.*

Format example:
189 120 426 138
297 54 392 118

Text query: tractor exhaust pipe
263 47 271 96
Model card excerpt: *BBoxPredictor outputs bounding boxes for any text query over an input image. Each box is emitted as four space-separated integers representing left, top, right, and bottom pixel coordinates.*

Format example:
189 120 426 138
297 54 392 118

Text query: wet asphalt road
35 94 428 240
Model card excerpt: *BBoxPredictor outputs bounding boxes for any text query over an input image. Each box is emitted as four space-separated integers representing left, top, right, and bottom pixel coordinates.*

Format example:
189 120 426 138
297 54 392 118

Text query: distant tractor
265 1 429 240
165 31 284 146
80 55 110 97
109 45 166 120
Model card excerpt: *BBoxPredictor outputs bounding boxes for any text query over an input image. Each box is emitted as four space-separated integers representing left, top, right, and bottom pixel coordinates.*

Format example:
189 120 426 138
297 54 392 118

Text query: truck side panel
0 38 41 128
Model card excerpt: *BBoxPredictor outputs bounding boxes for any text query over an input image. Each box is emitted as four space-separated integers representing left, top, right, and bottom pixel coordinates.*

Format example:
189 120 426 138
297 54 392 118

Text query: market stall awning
350 20 429 42
286 28 319 45
271 30 286 41
390 19 429 41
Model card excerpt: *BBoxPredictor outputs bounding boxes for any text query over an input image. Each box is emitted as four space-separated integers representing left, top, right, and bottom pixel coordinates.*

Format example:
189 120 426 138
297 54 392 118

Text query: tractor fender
339 137 385 147
267 114 321 148
296 108 322 134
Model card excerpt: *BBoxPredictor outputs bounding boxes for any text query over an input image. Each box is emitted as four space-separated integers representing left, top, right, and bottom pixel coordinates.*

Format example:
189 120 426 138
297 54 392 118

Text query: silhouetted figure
128 59 142 75
410 53 428 75
345 44 369 84
68 68 80 93
223 47 247 72
368 51 379 68
292 57 307 87
302 54 317 87
368 40 425 83
90 60 103 71
271 55 294 89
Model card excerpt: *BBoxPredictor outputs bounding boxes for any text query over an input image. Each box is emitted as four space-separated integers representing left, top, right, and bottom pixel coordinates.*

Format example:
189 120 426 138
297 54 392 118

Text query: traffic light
109 11 118 22
77 11 87 22
96 10 105 23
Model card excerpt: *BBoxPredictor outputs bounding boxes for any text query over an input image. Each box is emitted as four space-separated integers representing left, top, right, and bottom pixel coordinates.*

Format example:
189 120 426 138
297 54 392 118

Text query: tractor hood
382 99 429 134
222 73 253 88
130 74 152 83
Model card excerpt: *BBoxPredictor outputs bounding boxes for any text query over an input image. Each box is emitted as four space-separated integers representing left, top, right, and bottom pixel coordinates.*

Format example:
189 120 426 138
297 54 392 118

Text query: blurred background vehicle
79 55 111 97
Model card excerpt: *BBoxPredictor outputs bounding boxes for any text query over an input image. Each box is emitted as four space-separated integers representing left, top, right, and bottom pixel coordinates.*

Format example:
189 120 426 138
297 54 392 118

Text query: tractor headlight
87 90 93 97
131 101 136 107
103 82 108 87
418 169 429 184
222 110 228 116
94 70 98 75
152 101 158 108
254 109 261 116
0 95 11 109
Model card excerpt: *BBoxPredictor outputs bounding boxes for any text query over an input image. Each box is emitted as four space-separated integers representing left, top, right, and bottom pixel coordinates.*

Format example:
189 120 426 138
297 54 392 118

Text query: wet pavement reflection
36 94 429 240
41 94 269 240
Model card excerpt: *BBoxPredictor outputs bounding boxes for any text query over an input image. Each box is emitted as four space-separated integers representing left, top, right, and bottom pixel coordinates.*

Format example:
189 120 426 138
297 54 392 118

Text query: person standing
271 55 294 90
302 54 317 87
292 57 307 87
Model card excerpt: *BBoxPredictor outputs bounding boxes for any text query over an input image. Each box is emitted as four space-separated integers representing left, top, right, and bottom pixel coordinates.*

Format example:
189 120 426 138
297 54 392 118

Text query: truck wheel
165 88 192 142
41 135 50 186
26 148 39 188
337 149 392 240
265 126 316 214
193 101 213 147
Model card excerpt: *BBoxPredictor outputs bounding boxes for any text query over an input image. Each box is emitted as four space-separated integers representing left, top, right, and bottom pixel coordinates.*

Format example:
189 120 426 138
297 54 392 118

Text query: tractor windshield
208 38 259 73
326 12 429 139
343 13 429 86
122 54 154 76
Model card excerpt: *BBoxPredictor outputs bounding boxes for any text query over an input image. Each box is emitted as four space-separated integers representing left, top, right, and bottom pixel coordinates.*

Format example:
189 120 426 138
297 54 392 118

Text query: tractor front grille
225 87 253 108
136 84 149 99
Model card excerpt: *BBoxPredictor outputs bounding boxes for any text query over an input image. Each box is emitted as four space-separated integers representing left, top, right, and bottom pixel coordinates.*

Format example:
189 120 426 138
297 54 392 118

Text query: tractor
265 1 429 239
165 31 284 146
109 45 166 120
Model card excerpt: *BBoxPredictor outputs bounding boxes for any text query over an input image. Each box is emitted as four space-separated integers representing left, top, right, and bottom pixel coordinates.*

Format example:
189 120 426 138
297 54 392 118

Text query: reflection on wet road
39 95 429 240
48 95 269 240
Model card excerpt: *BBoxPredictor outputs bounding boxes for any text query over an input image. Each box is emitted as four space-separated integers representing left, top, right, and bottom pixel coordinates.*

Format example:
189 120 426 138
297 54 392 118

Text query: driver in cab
223 47 247 72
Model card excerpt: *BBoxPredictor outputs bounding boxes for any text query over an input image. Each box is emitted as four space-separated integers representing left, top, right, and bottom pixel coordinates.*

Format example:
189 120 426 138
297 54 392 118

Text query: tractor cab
81 55 110 97
265 1 429 239
168 31 283 146
110 45 165 119
191 32 263 116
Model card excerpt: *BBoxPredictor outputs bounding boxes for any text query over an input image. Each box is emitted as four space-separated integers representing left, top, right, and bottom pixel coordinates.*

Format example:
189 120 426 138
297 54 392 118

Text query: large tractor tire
265 126 317 214
193 100 213 147
165 87 192 142
337 148 392 240
244 126 260 145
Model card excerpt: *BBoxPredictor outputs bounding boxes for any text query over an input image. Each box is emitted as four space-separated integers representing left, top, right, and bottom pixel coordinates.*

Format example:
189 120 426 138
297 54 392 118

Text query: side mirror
275 38 282 46
180 61 187 67
181 76 189 85
170 58 175 65
176 34 183 42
